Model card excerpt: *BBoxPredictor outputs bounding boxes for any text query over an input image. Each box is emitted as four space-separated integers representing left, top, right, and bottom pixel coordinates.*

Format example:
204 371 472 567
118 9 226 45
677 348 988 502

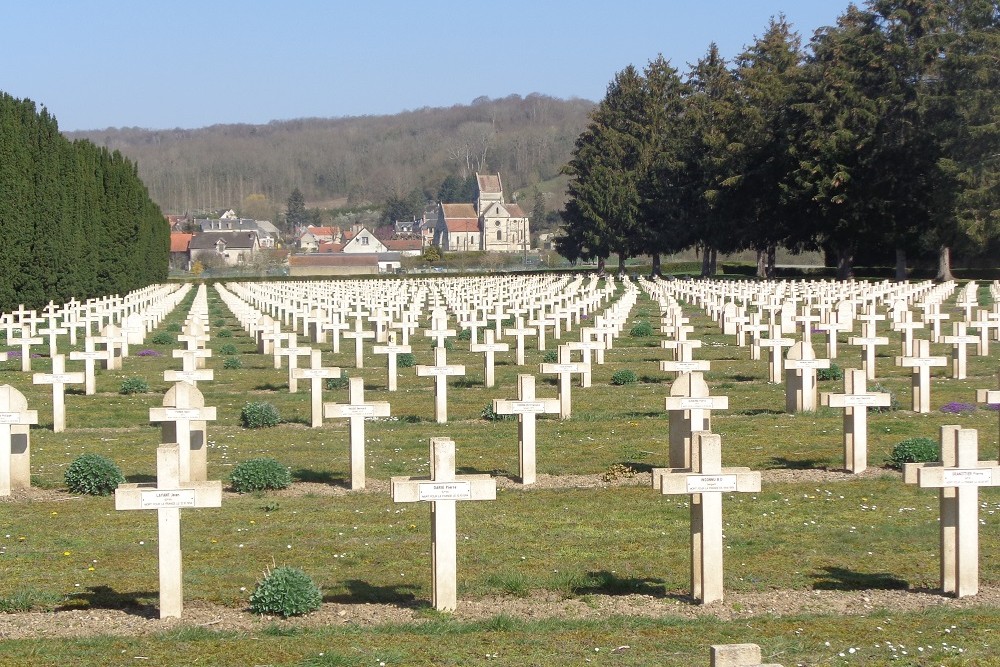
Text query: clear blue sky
2 0 851 132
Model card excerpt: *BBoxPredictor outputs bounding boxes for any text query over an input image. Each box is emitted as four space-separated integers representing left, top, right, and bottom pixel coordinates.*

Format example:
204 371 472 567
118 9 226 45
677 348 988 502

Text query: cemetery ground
1 281 1000 666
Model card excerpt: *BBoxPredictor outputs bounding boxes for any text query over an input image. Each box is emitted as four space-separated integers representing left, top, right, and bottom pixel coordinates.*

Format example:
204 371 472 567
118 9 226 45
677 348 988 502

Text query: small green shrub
249 565 322 617
150 331 174 345
457 328 472 341
213 318 226 327
481 402 514 421
166 323 182 332
542 350 558 363
241 402 281 428
817 363 844 381
219 342 239 356
886 437 940 469
119 377 149 394
216 328 232 338
230 457 292 492
64 453 126 496
223 356 243 369
611 369 639 385
397 353 416 368
870 383 900 412
629 320 654 337
325 372 349 390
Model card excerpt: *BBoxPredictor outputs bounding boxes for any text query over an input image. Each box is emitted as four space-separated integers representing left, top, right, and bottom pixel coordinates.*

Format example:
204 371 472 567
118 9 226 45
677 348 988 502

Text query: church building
433 173 530 253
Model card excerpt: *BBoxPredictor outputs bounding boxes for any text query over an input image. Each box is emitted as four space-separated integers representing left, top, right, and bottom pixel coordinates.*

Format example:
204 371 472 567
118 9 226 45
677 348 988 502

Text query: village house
188 231 260 267
196 210 281 249
433 173 530 253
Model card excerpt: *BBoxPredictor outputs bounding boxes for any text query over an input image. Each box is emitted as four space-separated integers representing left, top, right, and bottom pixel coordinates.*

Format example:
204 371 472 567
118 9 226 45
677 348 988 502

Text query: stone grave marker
149 383 217 483
342 317 375 368
12 326 42 372
848 326 890 381
539 344 587 419
504 316 536 366
895 338 947 413
0 385 37 496
492 374 560 484
903 425 1000 597
653 431 761 604
390 437 496 611
292 349 342 428
784 341 830 413
758 326 795 383
373 334 413 392
664 372 728 468
470 330 509 388
416 347 466 423
115 443 222 618
975 370 999 460
821 369 891 473
70 336 110 395
276 333 313 393
324 377 390 489
32 354 84 433
710 643 783 667
941 322 978 380
424 307 456 349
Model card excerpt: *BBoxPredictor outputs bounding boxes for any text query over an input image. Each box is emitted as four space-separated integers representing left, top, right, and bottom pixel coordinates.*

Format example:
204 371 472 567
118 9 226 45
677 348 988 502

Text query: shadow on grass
573 570 666 597
639 375 666 384
292 468 344 486
326 580 423 606
811 566 908 591
58 585 158 615
281 414 313 427
766 456 826 470
729 374 760 382
457 465 508 476
253 382 284 392
451 378 480 389
624 410 664 419
738 408 784 416
397 414 426 424
125 473 157 484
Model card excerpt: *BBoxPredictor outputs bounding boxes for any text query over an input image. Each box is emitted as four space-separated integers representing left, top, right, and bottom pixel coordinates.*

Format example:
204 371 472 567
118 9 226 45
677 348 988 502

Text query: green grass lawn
2 279 1000 666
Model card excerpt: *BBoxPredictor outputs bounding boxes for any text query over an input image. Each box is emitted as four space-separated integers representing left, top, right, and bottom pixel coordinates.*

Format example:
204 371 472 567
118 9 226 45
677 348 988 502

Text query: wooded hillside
0 93 169 311
68 94 594 217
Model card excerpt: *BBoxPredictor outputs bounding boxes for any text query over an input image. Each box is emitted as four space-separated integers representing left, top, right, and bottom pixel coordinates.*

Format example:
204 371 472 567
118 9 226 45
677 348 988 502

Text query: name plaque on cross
162 408 211 420
686 474 738 493
298 368 333 379
838 394 884 407
667 397 728 410
140 489 197 509
511 401 546 413
418 481 472 500
941 468 994 486
0 411 35 424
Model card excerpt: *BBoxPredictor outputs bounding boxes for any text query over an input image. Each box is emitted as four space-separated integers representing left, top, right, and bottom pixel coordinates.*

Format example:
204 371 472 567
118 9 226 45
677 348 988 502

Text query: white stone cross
664 372 729 468
821 369 891 473
470 330 509 388
492 374 560 484
504 316 537 366
975 371 999 460
324 377 390 489
276 333 313 393
653 431 760 604
969 310 1000 356
32 354 84 433
149 383 217 483
892 310 924 357
758 326 795 383
895 338 947 413
70 336 110 395
260 322 291 369
0 385 37 496
373 335 413 391
903 425 1000 597
848 328 890 381
390 437 496 611
941 322 978 380
423 308 456 349
784 341 830 413
292 349 342 427
12 326 43 372
538 344 588 419
564 334 606 388
342 317 375 368
115 443 222 618
416 347 466 423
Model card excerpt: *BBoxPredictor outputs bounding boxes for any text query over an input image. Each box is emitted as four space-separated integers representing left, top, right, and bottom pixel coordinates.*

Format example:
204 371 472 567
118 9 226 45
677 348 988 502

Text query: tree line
558 0 998 279
68 95 594 221
0 93 169 312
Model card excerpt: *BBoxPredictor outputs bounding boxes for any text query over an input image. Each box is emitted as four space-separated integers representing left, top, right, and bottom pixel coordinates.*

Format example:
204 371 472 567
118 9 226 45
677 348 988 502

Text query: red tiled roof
307 226 336 236
507 203 527 217
477 173 502 193
318 242 344 253
446 219 479 233
289 254 377 267
442 203 477 218
384 239 422 251
170 233 193 252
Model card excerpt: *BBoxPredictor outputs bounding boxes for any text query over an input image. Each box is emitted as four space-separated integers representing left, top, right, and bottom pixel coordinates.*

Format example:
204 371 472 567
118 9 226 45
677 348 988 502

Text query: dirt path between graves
3 467 990 641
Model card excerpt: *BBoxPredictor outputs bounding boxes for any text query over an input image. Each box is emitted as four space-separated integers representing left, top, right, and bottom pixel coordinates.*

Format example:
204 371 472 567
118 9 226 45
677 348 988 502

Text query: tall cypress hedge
0 93 168 311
